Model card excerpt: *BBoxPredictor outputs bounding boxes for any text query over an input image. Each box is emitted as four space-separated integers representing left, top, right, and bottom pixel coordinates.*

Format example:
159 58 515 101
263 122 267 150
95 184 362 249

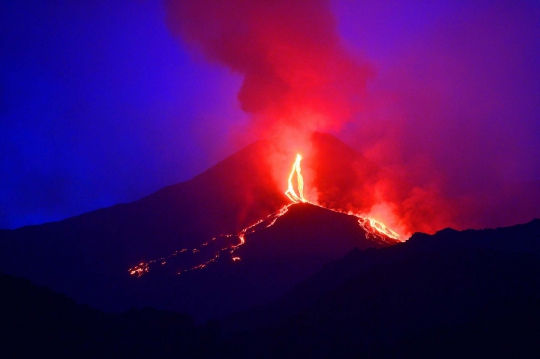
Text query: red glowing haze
164 0 540 236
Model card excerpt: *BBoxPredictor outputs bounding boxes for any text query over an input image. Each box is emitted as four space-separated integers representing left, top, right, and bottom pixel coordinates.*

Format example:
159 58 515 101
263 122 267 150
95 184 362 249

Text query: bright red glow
129 153 403 278
285 154 306 203
164 0 371 136
283 153 402 241
162 0 540 243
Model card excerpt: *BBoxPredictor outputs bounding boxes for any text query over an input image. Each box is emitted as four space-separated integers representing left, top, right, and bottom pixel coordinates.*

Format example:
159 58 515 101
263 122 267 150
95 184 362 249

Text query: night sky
1 0 539 229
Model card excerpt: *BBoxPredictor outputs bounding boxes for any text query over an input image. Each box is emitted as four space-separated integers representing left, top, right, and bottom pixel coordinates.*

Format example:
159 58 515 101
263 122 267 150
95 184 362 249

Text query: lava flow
128 205 292 277
285 154 305 203
284 153 401 242
128 153 401 278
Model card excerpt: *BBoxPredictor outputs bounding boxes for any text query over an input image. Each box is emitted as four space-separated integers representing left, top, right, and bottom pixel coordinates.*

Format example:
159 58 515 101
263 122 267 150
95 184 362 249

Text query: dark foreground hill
127 203 395 322
0 202 395 322
2 219 539 358
221 218 540 358
233 250 540 358
0 273 208 359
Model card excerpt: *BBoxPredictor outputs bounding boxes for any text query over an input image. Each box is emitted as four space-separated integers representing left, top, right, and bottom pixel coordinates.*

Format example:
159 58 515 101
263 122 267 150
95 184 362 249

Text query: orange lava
129 153 402 278
285 154 306 203
358 217 401 241
283 153 402 242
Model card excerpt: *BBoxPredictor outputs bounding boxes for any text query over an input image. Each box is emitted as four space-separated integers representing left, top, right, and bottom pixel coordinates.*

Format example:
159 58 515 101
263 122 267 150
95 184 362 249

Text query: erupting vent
129 154 401 278
285 154 305 203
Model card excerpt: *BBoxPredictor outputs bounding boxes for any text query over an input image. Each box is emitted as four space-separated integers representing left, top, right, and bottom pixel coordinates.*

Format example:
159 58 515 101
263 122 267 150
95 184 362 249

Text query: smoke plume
338 0 540 234
164 0 371 136
165 0 540 236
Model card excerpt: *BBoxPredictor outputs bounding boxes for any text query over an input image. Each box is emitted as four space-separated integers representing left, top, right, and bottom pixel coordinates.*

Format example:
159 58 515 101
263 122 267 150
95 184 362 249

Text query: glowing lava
129 153 402 278
283 153 401 242
128 204 292 277
285 154 306 203
358 217 401 241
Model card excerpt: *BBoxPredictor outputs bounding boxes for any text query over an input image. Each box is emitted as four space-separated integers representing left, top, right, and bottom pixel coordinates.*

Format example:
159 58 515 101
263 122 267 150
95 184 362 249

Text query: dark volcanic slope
0 133 395 319
0 138 285 311
0 137 286 271
112 203 391 322
220 218 540 358
228 249 540 359
1 273 201 359
0 201 390 321
223 218 540 332
3 219 539 359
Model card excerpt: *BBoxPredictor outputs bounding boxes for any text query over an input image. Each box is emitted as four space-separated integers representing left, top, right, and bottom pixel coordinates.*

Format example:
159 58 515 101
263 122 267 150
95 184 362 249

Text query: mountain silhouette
0 133 399 322
218 218 540 358
2 218 539 358
127 203 395 321
223 218 540 331
1 273 204 359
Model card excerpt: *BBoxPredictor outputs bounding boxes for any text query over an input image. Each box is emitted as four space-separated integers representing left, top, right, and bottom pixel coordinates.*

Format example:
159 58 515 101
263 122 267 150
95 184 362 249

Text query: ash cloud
164 0 372 136
340 1 540 232
165 0 540 234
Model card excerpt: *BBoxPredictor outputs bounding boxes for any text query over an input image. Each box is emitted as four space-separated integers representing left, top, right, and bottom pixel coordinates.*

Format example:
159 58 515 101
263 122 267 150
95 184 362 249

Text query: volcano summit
0 133 401 321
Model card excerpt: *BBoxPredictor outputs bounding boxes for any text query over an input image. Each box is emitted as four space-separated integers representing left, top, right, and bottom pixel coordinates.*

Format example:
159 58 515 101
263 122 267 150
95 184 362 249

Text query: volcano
0 133 401 322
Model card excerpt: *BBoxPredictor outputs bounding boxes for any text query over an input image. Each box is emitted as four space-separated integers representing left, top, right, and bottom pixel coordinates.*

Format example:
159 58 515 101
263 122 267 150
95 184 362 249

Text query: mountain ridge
2 217 539 358
0 200 394 321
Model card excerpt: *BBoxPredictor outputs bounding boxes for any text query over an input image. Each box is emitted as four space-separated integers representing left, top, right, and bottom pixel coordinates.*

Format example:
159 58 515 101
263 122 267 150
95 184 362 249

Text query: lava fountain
285 154 306 203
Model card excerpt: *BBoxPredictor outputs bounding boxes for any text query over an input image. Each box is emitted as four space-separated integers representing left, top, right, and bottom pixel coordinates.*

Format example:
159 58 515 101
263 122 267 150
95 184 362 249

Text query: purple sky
1 0 539 229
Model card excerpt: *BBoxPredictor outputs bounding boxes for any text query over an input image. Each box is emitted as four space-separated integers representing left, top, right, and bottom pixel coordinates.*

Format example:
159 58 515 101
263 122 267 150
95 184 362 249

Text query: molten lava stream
128 153 402 278
283 153 402 242
128 204 292 277
285 154 306 203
